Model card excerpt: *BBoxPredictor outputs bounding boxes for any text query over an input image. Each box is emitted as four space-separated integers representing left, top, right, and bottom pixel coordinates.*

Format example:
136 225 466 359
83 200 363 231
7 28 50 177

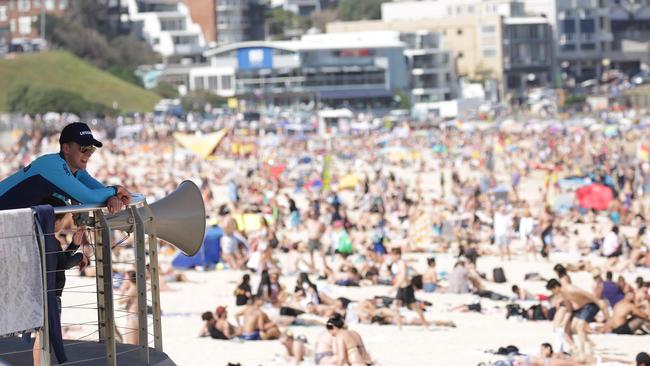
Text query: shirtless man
314 330 337 365
546 279 606 361
235 296 280 340
326 316 373 366
306 209 326 273
422 257 439 293
390 248 428 328
603 292 650 335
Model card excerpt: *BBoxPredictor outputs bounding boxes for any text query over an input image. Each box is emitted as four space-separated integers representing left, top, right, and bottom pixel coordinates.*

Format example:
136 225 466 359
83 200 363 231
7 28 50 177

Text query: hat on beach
59 122 103 147
215 306 227 316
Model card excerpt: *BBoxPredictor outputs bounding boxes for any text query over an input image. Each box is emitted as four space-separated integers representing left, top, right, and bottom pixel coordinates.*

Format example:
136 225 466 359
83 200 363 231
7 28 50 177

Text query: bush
7 84 116 116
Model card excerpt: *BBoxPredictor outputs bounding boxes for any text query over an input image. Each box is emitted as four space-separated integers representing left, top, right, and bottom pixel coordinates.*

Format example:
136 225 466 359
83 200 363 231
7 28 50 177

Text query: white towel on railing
0 208 43 336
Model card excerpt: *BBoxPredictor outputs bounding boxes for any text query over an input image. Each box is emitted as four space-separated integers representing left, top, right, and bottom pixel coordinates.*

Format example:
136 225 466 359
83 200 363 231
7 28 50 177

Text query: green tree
7 84 116 115
268 8 309 39
181 91 227 113
153 81 180 99
338 0 389 21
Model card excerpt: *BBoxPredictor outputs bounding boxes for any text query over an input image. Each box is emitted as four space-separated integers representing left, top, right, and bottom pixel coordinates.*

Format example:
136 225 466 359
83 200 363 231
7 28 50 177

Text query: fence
0 195 164 366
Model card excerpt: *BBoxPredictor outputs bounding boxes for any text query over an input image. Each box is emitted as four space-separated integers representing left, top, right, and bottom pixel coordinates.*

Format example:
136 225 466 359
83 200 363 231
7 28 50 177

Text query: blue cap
59 122 103 147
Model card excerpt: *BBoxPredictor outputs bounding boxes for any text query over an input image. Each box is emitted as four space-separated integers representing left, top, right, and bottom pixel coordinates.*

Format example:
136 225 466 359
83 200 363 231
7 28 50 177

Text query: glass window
482 49 497 57
45 0 54 10
208 76 218 90
9 19 16 33
18 16 31 35
194 76 205 90
561 19 575 33
580 19 595 33
18 0 30 12
59 0 67 10
581 43 596 50
482 25 496 33
561 44 576 52
33 0 41 8
0 6 7 22
221 75 232 90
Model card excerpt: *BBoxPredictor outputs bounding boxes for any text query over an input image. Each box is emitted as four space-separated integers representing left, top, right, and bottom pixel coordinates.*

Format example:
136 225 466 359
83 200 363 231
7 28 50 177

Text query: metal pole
40 1 45 44
131 207 150 363
34 220 51 366
94 210 117 366
143 203 163 351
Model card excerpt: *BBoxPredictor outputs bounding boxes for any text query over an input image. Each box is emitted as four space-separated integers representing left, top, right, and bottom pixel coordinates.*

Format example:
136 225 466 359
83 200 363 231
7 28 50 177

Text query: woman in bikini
326 315 373 366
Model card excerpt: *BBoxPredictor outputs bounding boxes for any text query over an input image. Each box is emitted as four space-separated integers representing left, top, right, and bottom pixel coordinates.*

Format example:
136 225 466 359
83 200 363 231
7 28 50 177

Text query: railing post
131 206 150 364
143 203 163 352
34 220 51 366
94 210 117 366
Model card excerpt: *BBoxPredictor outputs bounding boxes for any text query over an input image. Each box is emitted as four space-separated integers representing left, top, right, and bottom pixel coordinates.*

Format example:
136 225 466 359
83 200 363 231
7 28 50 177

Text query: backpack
493 267 506 283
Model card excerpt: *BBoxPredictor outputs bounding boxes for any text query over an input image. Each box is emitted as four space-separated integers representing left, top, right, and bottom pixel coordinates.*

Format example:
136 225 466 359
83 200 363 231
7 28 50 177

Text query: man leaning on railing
0 122 131 212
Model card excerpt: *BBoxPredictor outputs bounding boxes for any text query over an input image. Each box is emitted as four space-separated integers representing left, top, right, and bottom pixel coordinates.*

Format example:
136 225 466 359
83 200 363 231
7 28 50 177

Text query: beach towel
0 208 43 336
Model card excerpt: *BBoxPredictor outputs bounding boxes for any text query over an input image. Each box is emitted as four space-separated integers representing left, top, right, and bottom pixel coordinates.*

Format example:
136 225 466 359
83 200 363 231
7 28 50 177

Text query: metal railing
0 194 163 366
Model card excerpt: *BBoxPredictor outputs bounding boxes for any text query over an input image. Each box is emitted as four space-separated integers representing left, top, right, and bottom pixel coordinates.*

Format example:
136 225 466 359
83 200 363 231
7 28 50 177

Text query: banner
0 208 43 336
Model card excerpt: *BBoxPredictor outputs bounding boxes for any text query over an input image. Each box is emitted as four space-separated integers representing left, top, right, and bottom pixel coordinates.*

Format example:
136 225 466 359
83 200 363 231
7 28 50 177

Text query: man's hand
114 185 132 205
106 195 124 214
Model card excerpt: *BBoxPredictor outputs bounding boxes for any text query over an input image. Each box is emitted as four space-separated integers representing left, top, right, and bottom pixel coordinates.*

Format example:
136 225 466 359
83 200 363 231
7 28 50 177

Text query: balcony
174 43 204 55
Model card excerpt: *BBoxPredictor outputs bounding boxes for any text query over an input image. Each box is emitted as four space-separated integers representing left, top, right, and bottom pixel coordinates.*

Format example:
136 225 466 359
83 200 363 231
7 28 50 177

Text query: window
18 0 30 12
457 52 464 58
467 5 475 14
0 6 7 22
560 19 575 33
45 0 54 10
457 29 463 35
8 0 14 11
18 16 31 35
221 75 232 90
208 76 218 90
33 0 40 8
482 49 497 57
482 25 496 33
194 76 205 90
580 19 595 33
581 43 596 50
59 0 67 9
561 44 576 51
9 19 16 33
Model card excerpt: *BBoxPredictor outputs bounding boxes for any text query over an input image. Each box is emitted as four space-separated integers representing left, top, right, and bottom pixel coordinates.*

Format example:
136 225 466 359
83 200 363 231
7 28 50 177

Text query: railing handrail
52 194 146 214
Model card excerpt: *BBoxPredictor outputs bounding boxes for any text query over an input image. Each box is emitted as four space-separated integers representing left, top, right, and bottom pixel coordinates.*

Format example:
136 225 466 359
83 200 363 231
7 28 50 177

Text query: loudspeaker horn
106 180 206 256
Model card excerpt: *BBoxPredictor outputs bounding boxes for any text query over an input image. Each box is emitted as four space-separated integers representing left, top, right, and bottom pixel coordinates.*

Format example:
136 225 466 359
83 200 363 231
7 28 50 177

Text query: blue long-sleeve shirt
0 153 116 210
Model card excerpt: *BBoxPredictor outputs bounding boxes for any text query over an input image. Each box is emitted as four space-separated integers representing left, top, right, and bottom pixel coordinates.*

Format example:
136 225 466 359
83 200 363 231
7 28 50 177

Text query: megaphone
106 180 206 256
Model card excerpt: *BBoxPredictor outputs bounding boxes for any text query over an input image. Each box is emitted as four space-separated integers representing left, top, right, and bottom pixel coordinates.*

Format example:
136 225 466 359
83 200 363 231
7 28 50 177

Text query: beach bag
493 267 506 283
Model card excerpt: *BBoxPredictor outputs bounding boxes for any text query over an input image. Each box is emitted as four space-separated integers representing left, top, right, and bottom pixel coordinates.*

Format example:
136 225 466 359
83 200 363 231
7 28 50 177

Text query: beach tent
172 226 222 269
576 184 613 211
339 174 360 190
173 129 228 159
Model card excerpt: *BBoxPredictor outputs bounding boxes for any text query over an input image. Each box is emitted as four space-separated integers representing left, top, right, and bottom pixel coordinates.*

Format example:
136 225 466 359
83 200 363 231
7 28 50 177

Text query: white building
381 0 525 21
127 0 206 60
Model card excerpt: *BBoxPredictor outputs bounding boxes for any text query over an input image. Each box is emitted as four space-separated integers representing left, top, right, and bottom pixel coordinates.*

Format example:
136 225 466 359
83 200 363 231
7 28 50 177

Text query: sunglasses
78 145 96 154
